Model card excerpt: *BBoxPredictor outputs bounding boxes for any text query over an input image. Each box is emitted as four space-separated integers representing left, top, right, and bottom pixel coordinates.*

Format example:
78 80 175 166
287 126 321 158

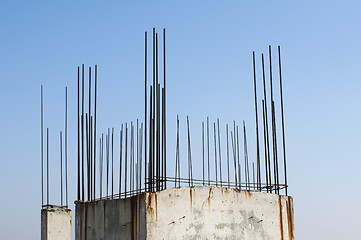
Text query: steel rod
94 65 97 201
261 54 272 192
47 128 49 207
144 31 147 192
82 64 85 200
77 67 80 201
230 130 237 186
236 126 241 190
125 124 128 197
60 131 63 206
262 100 269 192
86 114 89 201
65 87 68 206
217 119 222 187
41 85 44 206
252 52 261 191
278 46 288 196
163 28 167 190
202 122 205 185
226 124 230 188
207 117 210 185
112 127 114 198
120 125 123 195
213 122 218 186
100 135 103 199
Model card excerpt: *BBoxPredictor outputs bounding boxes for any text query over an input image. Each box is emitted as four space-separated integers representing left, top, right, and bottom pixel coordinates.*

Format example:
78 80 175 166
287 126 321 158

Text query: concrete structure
41 208 72 240
76 186 294 240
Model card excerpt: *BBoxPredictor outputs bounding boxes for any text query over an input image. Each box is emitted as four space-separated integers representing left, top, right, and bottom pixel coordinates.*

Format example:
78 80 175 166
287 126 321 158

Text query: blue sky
1 1 361 239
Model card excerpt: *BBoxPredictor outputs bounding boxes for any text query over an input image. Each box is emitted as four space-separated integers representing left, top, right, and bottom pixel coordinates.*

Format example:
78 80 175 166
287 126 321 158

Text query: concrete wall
41 208 71 240
76 187 294 240
146 186 294 240
75 195 147 240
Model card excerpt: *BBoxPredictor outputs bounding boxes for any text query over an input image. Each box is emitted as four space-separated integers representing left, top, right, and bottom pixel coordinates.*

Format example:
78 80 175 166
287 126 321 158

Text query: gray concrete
41 208 71 240
76 186 294 240
75 195 147 240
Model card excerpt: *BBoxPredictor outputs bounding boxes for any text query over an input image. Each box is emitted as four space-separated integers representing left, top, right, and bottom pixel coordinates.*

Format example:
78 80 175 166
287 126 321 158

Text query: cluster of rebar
40 86 69 208
41 28 289 205
76 64 98 201
170 45 288 196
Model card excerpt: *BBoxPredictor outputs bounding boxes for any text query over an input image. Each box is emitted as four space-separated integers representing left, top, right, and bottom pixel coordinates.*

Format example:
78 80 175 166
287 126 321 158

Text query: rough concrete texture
147 186 294 240
75 186 294 240
41 208 71 240
75 194 147 240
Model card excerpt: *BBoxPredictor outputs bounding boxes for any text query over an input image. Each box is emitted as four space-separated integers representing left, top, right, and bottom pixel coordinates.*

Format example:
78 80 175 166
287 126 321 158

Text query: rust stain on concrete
189 188 193 214
224 188 229 198
286 196 295 240
146 193 155 220
155 193 158 222
278 196 284 240
245 191 252 200
207 187 212 211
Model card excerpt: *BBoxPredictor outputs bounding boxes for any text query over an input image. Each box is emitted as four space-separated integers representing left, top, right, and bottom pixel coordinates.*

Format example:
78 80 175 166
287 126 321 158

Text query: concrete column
41 208 72 240
75 186 294 240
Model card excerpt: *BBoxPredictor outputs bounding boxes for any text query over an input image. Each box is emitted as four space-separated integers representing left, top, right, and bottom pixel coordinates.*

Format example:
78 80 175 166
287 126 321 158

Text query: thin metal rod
88 67 92 200
100 136 103 199
269 46 279 194
125 124 128 197
202 122 205 185
65 87 68 206
94 65 97 201
137 120 139 192
252 52 261 191
86 114 89 201
278 46 288 196
152 28 156 192
47 128 49 207
230 130 237 186
233 122 237 187
144 31 147 193
119 125 123 195
41 85 44 207
175 115 180 187
140 123 143 192
187 116 193 186
236 126 241 190
149 87 153 192
131 123 134 194
107 129 110 197
207 117 210 185
226 124 230 188
90 117 93 200
262 100 269 192
163 28 167 189
60 131 63 206
213 122 218 186
243 121 250 190
77 67 80 201
217 119 222 187
82 64 85 201
112 128 114 198
262 54 272 192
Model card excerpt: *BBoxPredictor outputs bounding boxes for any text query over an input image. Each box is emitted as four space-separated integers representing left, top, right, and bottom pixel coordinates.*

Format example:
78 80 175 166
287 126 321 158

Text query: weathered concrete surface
75 194 147 240
41 208 71 240
76 186 294 240
146 186 294 240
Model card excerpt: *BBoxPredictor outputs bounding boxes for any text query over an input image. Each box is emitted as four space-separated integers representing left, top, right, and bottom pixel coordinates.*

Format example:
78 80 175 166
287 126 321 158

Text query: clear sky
1 1 361 239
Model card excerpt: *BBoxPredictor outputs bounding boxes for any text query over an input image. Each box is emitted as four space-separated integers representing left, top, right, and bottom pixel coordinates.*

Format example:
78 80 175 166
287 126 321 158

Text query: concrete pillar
76 186 294 240
41 208 72 240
